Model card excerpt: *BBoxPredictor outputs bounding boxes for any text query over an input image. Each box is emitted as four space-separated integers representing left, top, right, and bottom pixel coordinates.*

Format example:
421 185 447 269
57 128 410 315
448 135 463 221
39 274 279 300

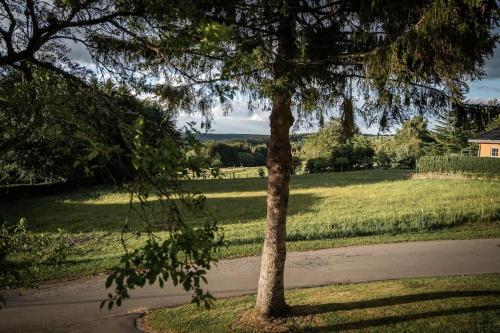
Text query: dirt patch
230 308 323 333
231 309 291 333
136 311 161 333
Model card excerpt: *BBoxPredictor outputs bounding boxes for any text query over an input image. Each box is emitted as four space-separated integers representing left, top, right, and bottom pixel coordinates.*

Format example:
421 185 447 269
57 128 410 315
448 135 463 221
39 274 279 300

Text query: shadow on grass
290 290 500 332
1 170 411 233
292 290 500 315
187 169 410 194
3 192 321 233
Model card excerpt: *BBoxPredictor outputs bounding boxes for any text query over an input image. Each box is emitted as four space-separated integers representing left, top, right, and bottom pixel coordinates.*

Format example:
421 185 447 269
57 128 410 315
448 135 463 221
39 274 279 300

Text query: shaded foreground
146 274 500 333
1 239 500 332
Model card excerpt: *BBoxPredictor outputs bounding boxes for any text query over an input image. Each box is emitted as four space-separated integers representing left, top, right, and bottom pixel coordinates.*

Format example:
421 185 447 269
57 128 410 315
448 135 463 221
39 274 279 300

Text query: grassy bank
145 274 500 333
1 169 499 284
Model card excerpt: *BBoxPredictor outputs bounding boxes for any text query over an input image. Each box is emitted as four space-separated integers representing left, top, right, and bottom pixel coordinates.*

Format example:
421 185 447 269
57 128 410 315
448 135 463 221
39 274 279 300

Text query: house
468 127 500 158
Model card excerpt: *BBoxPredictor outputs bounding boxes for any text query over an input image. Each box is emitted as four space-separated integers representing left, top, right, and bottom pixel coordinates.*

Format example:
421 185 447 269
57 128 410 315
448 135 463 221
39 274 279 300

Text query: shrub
304 157 331 173
418 155 500 175
238 152 256 166
334 157 350 172
291 156 302 174
0 218 69 293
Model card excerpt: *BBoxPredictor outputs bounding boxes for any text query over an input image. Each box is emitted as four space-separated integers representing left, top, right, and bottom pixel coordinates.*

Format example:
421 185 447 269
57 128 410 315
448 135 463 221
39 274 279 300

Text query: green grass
145 274 500 333
1 169 499 284
218 166 268 178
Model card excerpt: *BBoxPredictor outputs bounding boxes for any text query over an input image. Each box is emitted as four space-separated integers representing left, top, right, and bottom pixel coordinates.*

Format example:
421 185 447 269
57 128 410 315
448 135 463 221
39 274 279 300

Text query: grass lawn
1 169 499 285
145 274 500 333
219 166 268 178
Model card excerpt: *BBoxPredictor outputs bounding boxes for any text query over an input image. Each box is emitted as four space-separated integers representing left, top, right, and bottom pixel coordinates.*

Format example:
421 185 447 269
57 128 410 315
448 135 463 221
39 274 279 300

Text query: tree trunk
255 93 294 316
255 0 297 317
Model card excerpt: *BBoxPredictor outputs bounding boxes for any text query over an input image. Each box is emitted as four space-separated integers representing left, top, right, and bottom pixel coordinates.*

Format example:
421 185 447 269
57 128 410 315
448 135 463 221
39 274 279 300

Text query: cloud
61 31 94 65
175 97 387 135
466 97 499 105
472 84 500 93
176 98 271 134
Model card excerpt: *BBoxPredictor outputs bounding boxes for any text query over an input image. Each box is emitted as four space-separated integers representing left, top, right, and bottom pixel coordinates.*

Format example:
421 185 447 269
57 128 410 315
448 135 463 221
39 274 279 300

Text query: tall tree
393 115 435 168
432 112 474 154
0 0 146 152
93 0 498 318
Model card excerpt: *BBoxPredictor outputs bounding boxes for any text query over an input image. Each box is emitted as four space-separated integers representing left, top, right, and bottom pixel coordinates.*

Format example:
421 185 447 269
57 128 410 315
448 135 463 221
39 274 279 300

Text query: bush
238 152 256 166
0 218 68 292
253 152 266 166
291 156 302 174
304 157 331 173
418 155 500 175
334 157 350 172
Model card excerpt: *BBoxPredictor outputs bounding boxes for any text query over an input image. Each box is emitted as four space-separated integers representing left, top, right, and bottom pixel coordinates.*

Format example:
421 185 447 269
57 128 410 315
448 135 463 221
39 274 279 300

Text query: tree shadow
289 290 500 332
313 305 500 332
1 192 320 233
0 169 410 233
187 169 410 194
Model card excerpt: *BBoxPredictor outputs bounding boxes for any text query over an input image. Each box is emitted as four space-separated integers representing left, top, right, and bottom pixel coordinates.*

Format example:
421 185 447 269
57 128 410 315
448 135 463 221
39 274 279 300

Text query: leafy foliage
203 141 267 167
303 157 332 173
0 217 68 305
0 68 181 185
301 119 347 159
100 120 225 309
103 222 223 309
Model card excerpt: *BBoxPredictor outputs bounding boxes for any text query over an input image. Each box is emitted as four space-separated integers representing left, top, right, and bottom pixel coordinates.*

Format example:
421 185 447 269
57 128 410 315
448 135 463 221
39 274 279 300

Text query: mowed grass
1 169 499 284
145 274 500 333
218 166 268 178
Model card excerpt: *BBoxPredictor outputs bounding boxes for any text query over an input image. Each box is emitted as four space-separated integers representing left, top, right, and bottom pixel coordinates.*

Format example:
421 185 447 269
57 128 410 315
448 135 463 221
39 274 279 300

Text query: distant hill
194 132 391 143
195 133 269 142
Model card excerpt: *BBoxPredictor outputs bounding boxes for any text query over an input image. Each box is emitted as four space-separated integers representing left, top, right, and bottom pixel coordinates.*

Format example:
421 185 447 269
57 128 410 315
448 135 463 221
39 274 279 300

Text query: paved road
1 239 500 333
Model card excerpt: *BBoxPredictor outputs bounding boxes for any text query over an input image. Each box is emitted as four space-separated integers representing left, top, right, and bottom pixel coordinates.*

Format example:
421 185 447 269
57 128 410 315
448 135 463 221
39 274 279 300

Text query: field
145 274 500 333
218 166 268 178
1 169 500 284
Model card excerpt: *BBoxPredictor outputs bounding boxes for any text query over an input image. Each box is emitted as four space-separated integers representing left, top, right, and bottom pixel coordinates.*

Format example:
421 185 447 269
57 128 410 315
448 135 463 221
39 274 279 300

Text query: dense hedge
418 155 500 174
303 157 332 173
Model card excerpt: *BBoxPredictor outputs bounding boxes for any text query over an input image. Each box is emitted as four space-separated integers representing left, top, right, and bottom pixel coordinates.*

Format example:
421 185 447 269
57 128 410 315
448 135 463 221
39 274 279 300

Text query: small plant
257 168 265 177
0 217 69 301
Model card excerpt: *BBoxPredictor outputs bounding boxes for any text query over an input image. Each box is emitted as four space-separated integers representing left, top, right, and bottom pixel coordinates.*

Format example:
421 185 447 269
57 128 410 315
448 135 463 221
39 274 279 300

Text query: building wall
479 143 500 157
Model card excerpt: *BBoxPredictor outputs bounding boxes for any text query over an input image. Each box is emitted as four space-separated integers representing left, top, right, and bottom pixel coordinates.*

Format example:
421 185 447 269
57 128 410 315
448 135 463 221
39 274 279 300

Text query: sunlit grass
1 169 499 284
145 274 500 333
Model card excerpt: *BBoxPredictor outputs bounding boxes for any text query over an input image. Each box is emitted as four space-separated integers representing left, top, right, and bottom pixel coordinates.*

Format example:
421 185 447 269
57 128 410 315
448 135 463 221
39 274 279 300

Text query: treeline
203 141 268 167
205 110 499 175
293 116 434 173
199 104 500 173
201 134 309 168
295 110 500 174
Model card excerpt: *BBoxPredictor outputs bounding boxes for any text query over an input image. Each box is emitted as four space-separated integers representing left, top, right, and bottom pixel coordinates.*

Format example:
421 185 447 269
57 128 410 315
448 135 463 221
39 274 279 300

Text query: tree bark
255 0 297 317
255 93 294 317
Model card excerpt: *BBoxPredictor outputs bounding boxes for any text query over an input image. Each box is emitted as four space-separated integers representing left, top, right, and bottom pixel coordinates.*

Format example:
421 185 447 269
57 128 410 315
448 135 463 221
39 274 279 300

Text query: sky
68 37 500 135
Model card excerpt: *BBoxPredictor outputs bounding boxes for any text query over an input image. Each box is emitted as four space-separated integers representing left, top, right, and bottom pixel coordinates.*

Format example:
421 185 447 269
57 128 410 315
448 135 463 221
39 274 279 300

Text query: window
492 148 499 157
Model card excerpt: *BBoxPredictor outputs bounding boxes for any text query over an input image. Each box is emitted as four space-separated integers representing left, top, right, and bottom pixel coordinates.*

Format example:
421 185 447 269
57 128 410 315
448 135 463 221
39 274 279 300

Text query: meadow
1 169 499 284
